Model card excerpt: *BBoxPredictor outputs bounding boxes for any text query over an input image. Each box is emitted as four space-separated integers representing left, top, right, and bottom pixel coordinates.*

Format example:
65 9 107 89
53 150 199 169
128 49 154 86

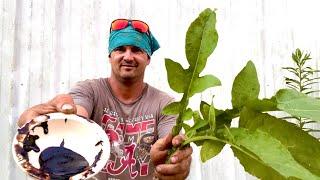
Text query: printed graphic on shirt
100 108 156 179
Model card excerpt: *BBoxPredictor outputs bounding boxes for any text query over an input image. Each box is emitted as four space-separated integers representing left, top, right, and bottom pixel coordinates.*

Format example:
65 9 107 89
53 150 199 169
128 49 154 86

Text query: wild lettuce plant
163 8 320 179
283 49 320 135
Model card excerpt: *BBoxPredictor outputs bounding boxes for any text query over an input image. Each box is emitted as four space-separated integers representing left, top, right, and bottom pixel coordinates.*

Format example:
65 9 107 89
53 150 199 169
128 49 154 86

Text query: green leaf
200 140 225 162
182 123 191 132
189 119 208 132
189 75 221 98
229 128 319 179
201 101 232 130
240 107 320 176
182 108 193 121
165 58 189 93
245 98 278 112
232 61 260 109
185 8 218 74
200 101 210 119
276 89 320 122
232 147 285 180
208 101 216 130
162 101 181 115
192 111 203 124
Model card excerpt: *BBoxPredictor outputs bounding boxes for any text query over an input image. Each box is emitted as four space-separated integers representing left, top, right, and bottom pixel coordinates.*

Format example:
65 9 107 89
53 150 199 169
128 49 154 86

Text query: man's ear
147 55 151 65
108 54 112 63
147 56 151 65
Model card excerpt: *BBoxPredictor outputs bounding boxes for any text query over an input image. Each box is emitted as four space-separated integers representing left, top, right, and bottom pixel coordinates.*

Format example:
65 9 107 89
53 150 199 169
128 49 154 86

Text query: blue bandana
108 25 160 56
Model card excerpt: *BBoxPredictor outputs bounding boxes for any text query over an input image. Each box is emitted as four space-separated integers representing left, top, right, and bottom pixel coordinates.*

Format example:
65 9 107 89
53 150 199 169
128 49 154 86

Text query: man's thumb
49 94 77 114
59 103 77 114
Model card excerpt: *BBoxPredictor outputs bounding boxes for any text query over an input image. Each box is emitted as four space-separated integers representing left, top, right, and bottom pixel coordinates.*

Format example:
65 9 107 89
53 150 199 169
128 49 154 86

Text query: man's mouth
120 64 137 68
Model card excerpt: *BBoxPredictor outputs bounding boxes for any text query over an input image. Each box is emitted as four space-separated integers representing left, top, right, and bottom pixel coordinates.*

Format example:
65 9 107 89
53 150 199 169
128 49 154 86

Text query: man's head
108 19 160 57
108 19 160 82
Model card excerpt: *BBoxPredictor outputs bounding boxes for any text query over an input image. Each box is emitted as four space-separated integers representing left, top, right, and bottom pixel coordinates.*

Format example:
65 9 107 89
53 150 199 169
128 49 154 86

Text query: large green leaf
232 148 284 180
185 8 218 74
276 88 320 122
165 58 189 93
162 102 181 115
164 8 220 136
245 98 278 112
240 107 320 176
232 61 260 109
200 140 225 162
189 75 221 98
229 128 319 179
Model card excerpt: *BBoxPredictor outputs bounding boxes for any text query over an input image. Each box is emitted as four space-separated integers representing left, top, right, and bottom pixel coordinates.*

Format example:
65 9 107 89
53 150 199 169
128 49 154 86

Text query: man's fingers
156 156 191 175
172 134 186 147
155 163 182 175
18 103 57 127
31 104 56 115
150 133 173 166
18 94 76 127
49 94 76 114
153 156 191 180
155 133 173 151
153 171 187 180
170 146 193 164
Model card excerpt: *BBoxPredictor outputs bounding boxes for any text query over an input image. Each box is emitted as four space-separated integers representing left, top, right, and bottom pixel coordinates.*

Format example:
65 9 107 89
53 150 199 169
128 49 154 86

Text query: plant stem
171 95 188 136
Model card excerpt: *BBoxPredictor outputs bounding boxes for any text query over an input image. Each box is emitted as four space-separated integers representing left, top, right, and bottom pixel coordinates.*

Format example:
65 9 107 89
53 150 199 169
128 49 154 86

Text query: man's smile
120 63 137 68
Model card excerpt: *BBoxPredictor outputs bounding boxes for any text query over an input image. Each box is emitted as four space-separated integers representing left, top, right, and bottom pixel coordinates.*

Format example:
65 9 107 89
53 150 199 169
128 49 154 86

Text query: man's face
109 45 150 81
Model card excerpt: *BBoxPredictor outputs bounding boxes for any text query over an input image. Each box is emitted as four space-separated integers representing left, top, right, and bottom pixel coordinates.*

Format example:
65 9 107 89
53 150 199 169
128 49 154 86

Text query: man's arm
18 94 88 127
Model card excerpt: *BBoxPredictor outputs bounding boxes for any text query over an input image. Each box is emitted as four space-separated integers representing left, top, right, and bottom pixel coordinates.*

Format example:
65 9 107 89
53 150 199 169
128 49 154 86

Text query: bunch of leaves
283 49 320 133
163 8 320 179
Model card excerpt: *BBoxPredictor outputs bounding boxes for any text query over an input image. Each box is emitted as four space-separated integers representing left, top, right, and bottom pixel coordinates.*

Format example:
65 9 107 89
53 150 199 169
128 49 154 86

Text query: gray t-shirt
69 78 176 180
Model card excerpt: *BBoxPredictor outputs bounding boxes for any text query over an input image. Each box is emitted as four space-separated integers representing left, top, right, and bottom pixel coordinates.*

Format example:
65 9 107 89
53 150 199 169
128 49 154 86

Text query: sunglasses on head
110 19 150 35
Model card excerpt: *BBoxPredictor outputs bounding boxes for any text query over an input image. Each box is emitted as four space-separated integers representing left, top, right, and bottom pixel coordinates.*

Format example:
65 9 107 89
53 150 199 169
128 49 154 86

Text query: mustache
120 62 137 67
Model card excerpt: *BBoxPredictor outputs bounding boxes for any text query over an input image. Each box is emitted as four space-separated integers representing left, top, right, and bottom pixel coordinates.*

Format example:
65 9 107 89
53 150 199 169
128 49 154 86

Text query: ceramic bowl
12 112 110 179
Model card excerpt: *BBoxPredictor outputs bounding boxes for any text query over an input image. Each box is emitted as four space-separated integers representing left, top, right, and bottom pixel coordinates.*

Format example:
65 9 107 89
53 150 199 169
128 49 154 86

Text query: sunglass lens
131 21 149 33
111 19 129 30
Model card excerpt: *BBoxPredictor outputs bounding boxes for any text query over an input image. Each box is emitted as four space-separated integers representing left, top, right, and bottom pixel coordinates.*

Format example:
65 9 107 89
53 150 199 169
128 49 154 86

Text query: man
18 19 192 180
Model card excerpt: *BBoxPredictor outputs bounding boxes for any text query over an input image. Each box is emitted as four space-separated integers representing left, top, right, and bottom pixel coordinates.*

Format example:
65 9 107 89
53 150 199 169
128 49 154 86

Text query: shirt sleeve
69 80 95 117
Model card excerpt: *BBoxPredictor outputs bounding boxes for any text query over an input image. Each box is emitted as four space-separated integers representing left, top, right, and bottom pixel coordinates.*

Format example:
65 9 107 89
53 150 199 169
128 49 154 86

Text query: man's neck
108 77 146 104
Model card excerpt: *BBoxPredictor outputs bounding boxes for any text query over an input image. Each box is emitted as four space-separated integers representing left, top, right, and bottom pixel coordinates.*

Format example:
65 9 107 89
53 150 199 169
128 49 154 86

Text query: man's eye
132 47 143 53
114 46 125 52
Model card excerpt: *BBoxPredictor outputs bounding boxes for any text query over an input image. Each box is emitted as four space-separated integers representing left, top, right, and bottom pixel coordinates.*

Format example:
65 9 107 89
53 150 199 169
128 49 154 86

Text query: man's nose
123 50 134 61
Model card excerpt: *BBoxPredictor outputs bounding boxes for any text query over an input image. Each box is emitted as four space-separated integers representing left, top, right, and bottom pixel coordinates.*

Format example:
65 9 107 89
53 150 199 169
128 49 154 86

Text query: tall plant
283 49 320 135
163 8 320 179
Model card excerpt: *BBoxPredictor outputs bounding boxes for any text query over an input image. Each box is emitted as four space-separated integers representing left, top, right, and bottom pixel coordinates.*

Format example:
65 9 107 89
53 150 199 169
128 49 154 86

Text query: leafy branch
163 8 320 179
282 48 320 134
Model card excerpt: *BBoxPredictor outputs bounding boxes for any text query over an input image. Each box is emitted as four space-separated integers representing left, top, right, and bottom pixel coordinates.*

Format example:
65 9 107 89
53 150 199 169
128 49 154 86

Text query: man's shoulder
146 84 174 101
75 78 107 87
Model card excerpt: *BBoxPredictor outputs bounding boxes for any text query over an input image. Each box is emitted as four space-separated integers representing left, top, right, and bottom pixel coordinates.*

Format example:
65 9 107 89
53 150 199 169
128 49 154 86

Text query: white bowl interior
12 113 110 179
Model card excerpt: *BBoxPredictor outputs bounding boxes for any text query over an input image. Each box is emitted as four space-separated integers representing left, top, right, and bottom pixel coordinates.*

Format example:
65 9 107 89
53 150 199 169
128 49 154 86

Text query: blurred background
1 0 320 179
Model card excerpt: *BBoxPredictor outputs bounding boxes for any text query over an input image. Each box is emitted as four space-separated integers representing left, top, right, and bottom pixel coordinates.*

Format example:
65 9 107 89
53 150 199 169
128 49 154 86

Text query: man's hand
150 134 193 180
18 94 77 127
